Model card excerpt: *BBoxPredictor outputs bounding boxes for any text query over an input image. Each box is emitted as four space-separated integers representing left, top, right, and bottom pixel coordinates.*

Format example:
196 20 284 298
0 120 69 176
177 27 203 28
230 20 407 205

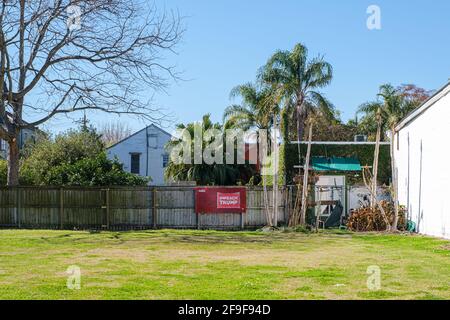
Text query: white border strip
290 141 391 145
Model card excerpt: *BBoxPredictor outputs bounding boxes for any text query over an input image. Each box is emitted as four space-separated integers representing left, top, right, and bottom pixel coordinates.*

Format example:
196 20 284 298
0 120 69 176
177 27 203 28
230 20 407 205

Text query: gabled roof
396 81 450 131
107 123 172 149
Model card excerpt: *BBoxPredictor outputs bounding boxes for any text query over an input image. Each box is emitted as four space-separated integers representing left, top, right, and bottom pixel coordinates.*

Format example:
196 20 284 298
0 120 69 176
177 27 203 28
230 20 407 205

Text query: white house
394 81 450 239
0 127 38 160
107 124 172 185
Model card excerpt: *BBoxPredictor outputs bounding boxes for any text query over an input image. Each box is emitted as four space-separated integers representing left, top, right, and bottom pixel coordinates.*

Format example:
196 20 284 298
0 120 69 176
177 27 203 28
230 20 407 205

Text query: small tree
165 114 257 186
20 126 148 186
224 83 279 226
358 84 428 230
0 0 183 185
20 127 104 184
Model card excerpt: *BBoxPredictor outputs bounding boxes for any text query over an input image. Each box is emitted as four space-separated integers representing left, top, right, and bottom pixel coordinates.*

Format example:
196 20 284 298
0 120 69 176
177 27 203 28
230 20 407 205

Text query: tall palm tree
358 84 418 230
259 43 334 201
259 43 334 143
223 83 280 226
223 83 277 131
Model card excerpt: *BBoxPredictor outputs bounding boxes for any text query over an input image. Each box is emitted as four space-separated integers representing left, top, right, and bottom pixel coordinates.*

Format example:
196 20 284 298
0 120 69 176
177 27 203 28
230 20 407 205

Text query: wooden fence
0 186 294 230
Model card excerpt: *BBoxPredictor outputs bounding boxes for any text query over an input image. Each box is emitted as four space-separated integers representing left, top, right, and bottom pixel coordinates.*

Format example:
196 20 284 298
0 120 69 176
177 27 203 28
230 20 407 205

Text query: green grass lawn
0 229 449 300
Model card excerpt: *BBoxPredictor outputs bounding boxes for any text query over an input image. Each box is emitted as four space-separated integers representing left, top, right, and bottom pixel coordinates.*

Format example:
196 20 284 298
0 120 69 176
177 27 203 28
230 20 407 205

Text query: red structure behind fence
194 187 247 214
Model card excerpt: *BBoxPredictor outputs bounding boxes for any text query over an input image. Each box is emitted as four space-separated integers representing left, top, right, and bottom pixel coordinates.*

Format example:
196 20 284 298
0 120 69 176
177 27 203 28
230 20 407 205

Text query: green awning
312 157 362 172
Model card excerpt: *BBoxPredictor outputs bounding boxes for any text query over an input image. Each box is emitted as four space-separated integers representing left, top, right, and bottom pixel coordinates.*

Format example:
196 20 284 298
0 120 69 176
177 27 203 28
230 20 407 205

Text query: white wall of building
107 124 171 185
394 85 450 239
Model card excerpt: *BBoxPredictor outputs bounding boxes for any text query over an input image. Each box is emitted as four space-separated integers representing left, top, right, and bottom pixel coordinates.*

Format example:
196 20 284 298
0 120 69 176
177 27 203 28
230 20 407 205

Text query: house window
163 153 169 168
148 134 158 149
130 153 141 174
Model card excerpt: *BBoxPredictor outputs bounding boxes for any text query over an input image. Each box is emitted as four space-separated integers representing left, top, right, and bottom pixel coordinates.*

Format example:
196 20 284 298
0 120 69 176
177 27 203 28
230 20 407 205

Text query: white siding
107 124 171 185
394 89 450 239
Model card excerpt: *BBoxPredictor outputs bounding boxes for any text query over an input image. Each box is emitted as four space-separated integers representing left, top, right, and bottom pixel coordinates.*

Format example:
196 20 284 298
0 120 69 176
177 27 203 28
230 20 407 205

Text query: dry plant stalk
362 166 391 230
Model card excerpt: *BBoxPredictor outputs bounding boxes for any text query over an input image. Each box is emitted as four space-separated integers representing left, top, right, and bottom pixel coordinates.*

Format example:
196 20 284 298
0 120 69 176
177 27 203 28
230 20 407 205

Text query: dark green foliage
8 127 149 187
0 160 6 185
357 84 430 140
165 114 257 186
20 129 104 179
40 152 149 186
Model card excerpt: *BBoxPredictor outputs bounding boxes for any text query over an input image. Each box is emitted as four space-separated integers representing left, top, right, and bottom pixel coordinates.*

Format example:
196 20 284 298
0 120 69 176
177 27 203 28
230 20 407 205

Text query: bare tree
0 0 183 185
99 121 132 147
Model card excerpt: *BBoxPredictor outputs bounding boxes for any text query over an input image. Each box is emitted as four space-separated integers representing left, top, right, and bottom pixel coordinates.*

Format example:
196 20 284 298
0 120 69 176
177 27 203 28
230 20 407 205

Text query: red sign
195 187 246 214
217 192 241 209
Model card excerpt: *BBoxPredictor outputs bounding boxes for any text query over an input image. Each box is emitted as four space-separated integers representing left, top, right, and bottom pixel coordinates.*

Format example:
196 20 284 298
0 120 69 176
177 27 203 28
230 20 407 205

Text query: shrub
41 152 149 186
347 201 406 232
0 159 6 185
17 128 149 186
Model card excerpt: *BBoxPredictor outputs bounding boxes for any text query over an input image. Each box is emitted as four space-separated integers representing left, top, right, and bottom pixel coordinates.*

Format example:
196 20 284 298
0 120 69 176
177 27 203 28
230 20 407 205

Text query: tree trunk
263 175 271 227
371 113 382 209
299 123 313 226
272 117 279 227
260 130 271 227
362 167 391 230
296 106 306 143
290 97 306 227
7 136 20 186
315 187 322 232
391 127 399 231
281 107 290 186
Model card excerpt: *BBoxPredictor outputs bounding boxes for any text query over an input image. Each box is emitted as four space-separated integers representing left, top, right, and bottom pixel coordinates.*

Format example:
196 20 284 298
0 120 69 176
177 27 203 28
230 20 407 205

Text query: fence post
16 188 21 228
106 188 110 229
152 188 157 229
59 188 64 229
148 187 152 227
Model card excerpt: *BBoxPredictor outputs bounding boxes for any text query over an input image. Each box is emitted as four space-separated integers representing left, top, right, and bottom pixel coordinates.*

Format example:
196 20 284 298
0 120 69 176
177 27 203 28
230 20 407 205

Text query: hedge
282 143 391 186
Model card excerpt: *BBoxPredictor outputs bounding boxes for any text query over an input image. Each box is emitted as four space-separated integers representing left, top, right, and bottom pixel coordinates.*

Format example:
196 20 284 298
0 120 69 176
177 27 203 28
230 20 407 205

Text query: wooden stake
315 187 323 232
371 109 382 209
60 188 64 230
273 116 279 227
299 121 313 226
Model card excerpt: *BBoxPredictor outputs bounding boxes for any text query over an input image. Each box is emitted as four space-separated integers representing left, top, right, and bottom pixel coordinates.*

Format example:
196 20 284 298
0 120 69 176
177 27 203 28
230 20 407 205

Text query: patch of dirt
65 247 150 264
155 242 364 269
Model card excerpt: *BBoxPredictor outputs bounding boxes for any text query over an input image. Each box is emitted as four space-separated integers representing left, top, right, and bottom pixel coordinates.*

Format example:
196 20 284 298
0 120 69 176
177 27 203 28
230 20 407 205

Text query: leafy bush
41 152 149 186
0 160 7 185
3 127 150 187
20 129 105 184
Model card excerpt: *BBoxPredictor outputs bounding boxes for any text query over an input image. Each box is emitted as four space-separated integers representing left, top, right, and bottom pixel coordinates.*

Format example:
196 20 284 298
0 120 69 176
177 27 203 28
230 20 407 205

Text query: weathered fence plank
0 186 290 230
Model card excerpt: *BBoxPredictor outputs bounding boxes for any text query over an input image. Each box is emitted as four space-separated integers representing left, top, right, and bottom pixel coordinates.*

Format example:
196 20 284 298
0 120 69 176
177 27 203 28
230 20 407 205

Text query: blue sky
46 0 450 134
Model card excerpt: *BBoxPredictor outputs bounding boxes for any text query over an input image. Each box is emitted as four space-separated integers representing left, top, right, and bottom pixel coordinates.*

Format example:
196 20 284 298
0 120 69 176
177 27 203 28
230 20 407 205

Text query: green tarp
312 157 362 172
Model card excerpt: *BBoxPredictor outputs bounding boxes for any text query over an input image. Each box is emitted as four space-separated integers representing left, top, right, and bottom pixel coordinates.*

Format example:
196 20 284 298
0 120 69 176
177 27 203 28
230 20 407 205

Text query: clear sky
44 0 450 135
